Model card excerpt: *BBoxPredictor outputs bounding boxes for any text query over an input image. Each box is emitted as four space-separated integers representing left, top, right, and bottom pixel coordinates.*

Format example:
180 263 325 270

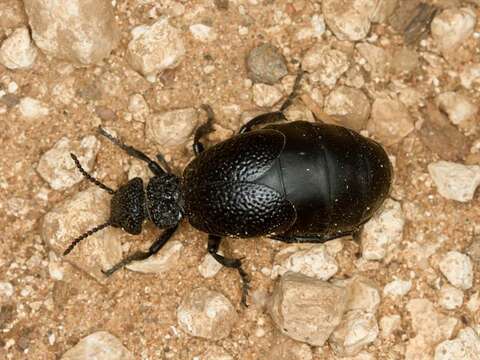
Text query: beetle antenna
70 153 115 194
63 222 111 256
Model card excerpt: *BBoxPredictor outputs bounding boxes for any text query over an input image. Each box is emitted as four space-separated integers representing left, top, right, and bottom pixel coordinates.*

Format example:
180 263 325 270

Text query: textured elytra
184 182 296 237
183 129 285 184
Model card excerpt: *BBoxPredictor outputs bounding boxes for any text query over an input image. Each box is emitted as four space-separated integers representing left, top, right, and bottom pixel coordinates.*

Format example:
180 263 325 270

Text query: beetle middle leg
239 70 304 134
208 235 250 307
102 225 178 276
97 127 168 176
193 104 215 156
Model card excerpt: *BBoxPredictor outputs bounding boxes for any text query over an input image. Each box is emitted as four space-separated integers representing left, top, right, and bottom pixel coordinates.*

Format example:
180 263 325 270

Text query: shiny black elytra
64 76 392 306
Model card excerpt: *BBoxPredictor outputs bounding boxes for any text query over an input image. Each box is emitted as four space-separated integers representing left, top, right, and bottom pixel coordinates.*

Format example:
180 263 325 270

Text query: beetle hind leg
208 235 250 307
193 104 216 156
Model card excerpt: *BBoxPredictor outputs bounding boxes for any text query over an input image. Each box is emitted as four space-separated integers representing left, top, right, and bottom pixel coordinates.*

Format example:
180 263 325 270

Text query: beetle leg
97 127 168 176
194 104 216 156
239 111 286 134
102 225 178 276
207 235 250 307
279 69 304 112
270 229 356 243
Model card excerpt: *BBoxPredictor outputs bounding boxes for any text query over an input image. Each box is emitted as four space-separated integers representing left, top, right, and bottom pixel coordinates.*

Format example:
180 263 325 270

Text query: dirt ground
0 0 479 359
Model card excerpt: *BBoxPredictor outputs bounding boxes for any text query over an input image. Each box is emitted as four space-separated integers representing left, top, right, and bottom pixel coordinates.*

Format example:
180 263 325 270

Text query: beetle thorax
145 174 183 228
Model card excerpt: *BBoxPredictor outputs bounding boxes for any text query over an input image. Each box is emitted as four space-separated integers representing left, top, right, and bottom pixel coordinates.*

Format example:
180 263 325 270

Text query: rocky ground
1 0 480 359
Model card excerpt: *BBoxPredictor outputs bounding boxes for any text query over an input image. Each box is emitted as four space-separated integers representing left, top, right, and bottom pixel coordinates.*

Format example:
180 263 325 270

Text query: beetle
64 73 392 306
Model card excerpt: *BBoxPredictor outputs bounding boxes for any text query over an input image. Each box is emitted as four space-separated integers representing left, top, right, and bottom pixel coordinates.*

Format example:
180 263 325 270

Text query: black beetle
64 74 392 305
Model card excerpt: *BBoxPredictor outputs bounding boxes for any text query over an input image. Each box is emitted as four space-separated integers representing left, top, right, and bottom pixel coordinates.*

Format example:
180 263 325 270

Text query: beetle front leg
193 104 216 156
207 235 250 307
102 225 178 276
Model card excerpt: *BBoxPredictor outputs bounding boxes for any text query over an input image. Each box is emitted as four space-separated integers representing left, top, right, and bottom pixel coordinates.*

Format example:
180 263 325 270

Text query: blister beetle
64 74 392 306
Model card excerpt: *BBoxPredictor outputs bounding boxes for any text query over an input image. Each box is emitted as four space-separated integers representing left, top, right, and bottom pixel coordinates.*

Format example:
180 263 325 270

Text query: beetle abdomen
261 121 392 238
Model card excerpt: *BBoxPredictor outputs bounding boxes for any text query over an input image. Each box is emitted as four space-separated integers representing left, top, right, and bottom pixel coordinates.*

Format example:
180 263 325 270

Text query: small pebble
437 92 478 126
329 310 379 357
23 0 119 65
268 272 347 346
198 253 223 278
127 17 185 78
61 331 134 360
428 161 480 202
190 24 218 42
0 282 14 299
438 284 464 310
252 84 283 108
383 279 412 298
361 199 405 261
324 86 371 131
302 44 349 88
434 327 480 360
431 7 477 55
177 287 237 340
439 251 473 290
18 97 49 119
0 27 37 70
380 314 401 338
247 43 288 84
146 108 199 150
322 0 377 41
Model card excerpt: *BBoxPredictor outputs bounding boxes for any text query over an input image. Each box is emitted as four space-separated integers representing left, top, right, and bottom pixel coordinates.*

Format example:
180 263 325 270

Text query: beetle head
146 173 183 228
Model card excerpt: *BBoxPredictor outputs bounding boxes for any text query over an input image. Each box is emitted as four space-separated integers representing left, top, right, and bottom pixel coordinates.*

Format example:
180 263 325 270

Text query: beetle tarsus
193 104 216 156
208 235 250 306
102 226 178 276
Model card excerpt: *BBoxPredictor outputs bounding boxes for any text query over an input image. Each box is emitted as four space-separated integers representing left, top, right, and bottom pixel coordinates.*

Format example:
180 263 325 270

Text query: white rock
267 337 313 360
24 0 119 65
252 84 284 108
322 0 377 41
439 284 464 310
302 44 349 88
146 108 199 150
198 253 223 278
466 292 480 313
460 64 480 89
0 282 14 299
61 331 134 360
361 199 405 261
335 276 381 314
42 187 124 283
18 97 49 119
37 136 100 190
128 93 149 123
406 298 459 360
48 251 65 281
367 96 414 146
127 17 185 78
271 244 338 281
434 327 480 360
431 8 477 55
268 272 347 346
356 42 390 79
439 251 473 290
329 310 379 357
428 161 480 202
177 287 237 340
0 27 37 70
379 314 401 338
126 241 183 274
383 279 412 298
324 86 371 131
189 24 218 42
437 92 478 126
